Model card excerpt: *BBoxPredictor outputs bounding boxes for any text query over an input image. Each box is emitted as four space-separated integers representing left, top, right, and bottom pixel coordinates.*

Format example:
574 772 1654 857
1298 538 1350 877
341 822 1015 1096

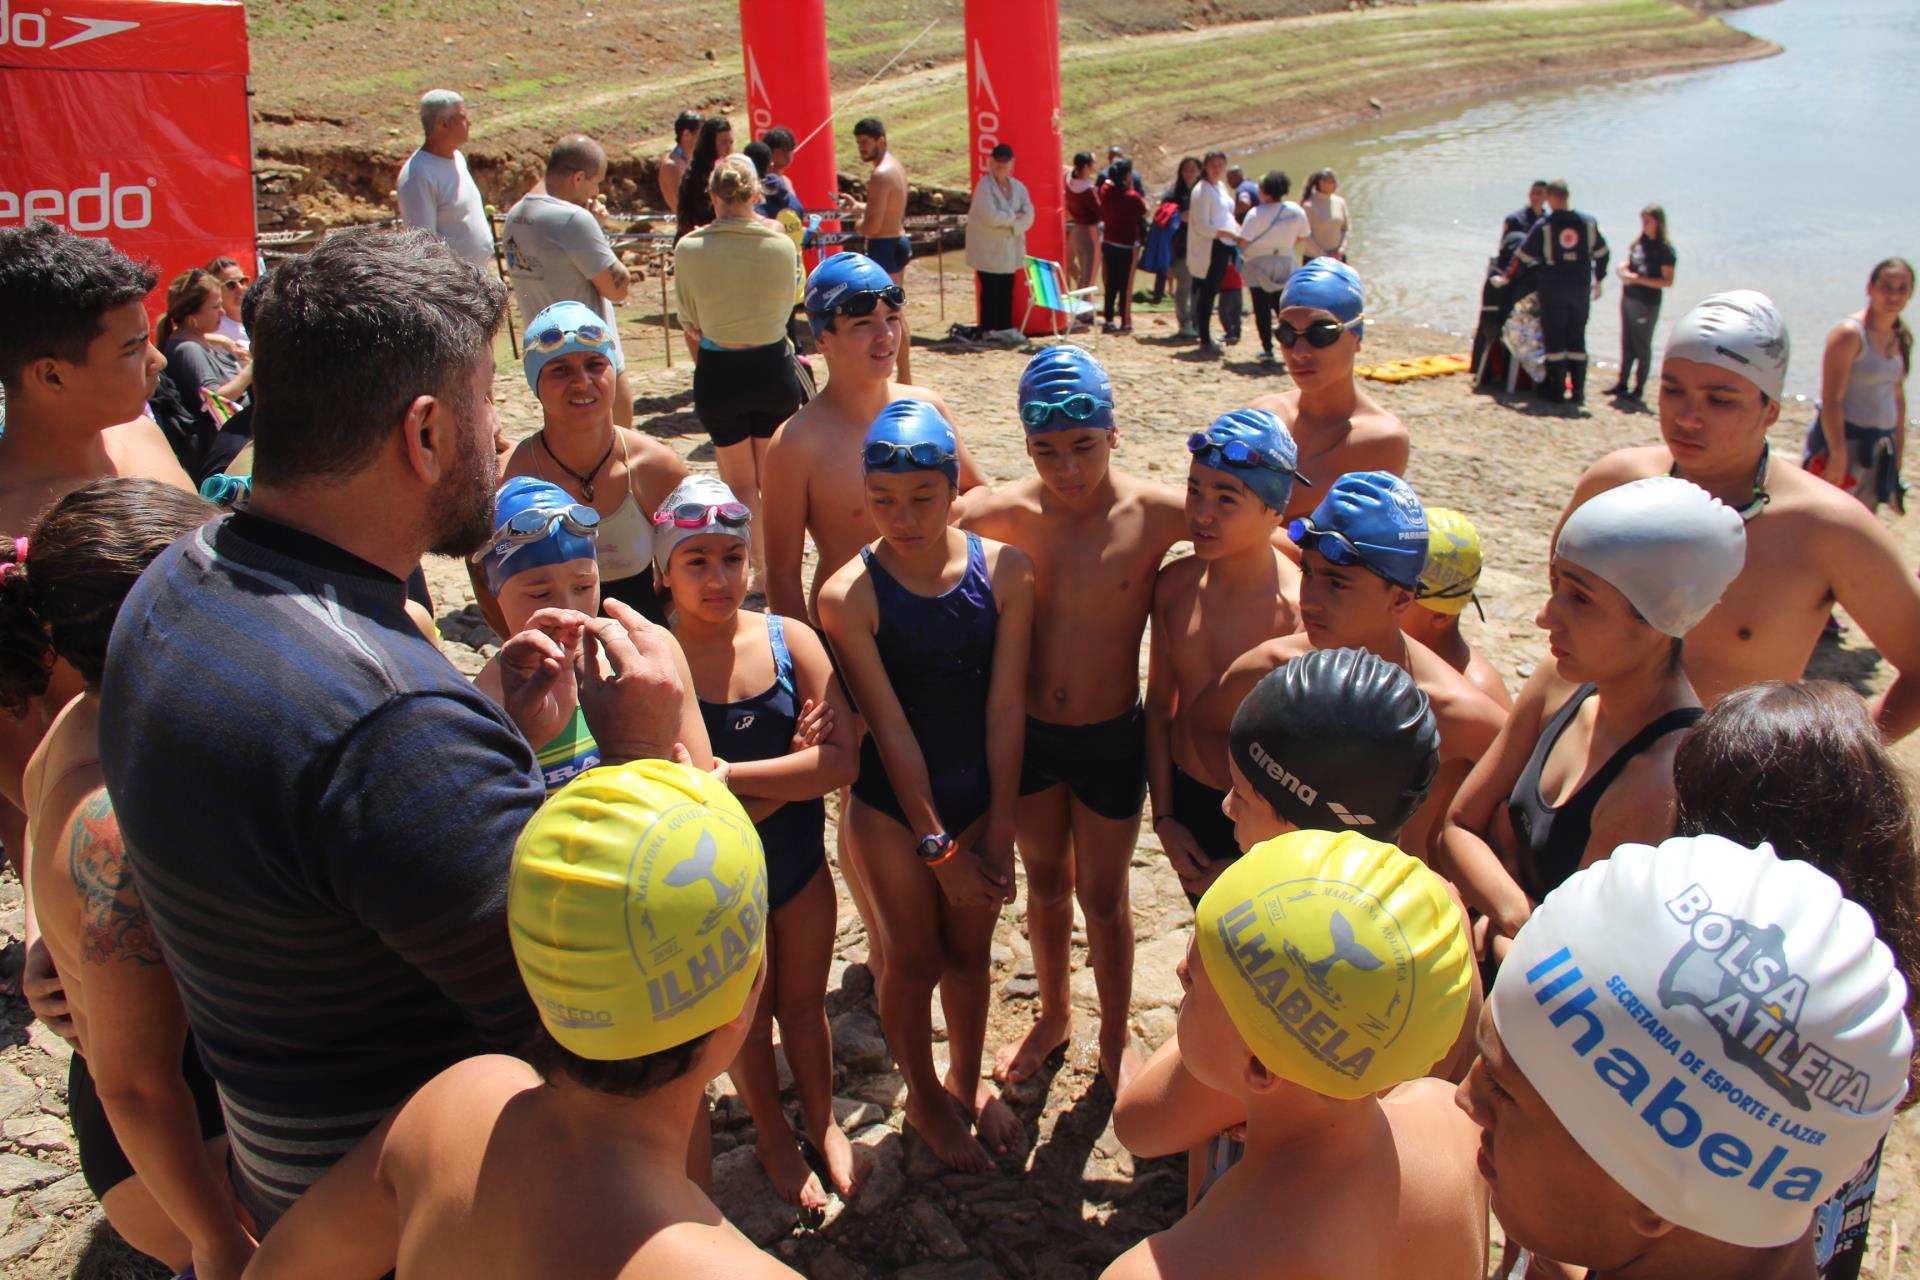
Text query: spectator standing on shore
1301 169 1350 263
504 134 635 430
1064 151 1102 292
965 144 1035 342
1099 145 1143 194
674 115 734 241
849 117 914 384
1501 179 1548 243
759 125 804 218
1153 157 1201 334
1098 158 1149 333
1605 203 1676 402
1504 178 1608 406
1812 258 1913 512
1237 170 1309 363
1225 163 1257 219
658 109 702 215
395 90 493 271
1186 150 1241 356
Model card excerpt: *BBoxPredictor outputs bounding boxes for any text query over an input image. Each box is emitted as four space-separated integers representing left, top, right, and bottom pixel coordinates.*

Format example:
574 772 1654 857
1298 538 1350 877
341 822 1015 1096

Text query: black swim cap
1228 647 1439 838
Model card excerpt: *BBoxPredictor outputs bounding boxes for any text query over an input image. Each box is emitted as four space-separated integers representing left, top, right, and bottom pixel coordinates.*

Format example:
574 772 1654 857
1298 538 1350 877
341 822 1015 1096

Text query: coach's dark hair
246 227 506 485
526 1022 712 1098
0 222 156 389
0 479 215 716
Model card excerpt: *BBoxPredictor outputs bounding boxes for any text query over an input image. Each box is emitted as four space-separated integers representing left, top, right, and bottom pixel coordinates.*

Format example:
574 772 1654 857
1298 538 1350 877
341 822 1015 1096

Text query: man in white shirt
395 90 494 271
503 134 635 428
1186 150 1240 356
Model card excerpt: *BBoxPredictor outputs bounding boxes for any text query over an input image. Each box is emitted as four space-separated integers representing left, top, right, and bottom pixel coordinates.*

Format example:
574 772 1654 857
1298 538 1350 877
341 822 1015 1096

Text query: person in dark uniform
1500 179 1548 244
1501 178 1608 406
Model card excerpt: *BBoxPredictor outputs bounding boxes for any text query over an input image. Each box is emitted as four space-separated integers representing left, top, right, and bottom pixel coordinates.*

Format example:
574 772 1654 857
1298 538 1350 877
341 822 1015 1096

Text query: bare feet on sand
803 1119 870 1199
992 1007 1071 1086
905 1089 994 1172
951 1071 1028 1160
755 1129 829 1209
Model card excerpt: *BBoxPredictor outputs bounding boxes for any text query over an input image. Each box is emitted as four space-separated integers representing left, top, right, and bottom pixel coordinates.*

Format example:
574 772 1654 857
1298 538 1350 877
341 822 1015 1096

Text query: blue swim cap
863 399 959 485
1280 258 1366 340
1187 408 1305 513
1291 471 1428 590
804 252 900 337
1017 344 1114 435
523 300 622 393
479 476 599 594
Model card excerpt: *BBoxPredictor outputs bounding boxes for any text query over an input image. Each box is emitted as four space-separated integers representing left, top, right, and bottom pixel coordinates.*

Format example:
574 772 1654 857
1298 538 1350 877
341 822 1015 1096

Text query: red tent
0 0 255 314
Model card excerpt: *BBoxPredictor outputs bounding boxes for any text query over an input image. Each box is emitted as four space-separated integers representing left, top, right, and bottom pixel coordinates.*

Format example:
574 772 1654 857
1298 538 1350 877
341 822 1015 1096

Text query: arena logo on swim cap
1215 875 1417 1084
1660 883 1875 1114
628 809 768 1025
1522 945 1827 1202
1246 741 1319 808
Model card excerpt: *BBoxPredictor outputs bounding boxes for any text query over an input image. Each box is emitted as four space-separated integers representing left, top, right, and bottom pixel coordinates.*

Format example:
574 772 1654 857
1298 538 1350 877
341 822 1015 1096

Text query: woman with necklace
1441 477 1745 967
474 301 686 636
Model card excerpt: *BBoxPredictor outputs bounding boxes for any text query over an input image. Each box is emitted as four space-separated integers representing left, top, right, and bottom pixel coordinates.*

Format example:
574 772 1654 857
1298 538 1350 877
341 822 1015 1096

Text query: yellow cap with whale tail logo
509 759 767 1060
1195 829 1471 1099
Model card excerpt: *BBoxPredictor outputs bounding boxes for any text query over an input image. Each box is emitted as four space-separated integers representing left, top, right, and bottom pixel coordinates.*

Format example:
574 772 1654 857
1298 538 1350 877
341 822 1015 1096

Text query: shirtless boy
956 346 1188 1089
849 118 912 384
244 760 799 1280
1403 506 1513 710
1248 257 1408 524
1103 828 1484 1280
1560 290 1920 739
1147 409 1305 904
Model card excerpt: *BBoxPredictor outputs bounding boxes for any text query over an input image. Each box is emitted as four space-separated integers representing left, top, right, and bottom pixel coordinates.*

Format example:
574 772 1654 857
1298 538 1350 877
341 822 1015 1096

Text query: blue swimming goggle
1289 519 1395 583
470 503 601 562
527 322 613 354
863 439 955 469
1020 394 1113 429
1187 429 1290 475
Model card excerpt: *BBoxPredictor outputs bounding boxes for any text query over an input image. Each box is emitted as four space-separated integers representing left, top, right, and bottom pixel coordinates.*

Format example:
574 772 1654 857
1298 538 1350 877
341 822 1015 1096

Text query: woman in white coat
965 143 1036 340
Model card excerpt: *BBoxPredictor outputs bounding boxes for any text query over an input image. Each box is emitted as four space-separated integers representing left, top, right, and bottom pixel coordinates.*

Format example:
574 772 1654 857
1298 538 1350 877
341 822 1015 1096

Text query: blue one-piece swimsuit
850 532 998 836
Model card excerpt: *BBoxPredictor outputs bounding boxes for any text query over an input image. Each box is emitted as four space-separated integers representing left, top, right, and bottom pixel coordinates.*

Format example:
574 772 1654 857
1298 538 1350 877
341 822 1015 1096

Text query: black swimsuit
1507 684 1701 903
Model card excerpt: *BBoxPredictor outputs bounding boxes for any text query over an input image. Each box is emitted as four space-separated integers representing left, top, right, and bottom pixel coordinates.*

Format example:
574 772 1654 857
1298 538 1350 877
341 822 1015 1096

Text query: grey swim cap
652 475 751 575
1555 477 1746 637
1663 290 1790 402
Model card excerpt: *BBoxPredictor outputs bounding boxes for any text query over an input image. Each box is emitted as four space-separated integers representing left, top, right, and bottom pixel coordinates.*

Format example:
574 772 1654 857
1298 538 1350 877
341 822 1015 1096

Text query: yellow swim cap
1415 507 1483 616
510 760 767 1060
1195 829 1470 1099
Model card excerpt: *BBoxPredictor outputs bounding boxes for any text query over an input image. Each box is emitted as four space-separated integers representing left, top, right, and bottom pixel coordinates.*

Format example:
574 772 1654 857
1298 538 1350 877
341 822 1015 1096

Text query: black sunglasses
1276 316 1361 349
828 285 907 318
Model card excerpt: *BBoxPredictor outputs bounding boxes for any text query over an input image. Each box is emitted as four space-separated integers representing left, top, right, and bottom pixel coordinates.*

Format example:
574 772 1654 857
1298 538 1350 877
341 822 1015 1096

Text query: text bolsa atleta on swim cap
1491 835 1911 1248
523 299 623 393
1664 289 1790 402
1229 647 1439 839
1555 477 1746 637
1417 507 1484 617
1196 828 1471 1099
510 759 768 1060
478 476 599 595
1280 257 1366 340
1017 343 1115 434
803 252 899 337
653 475 750 576
1291 470 1429 590
863 399 960 485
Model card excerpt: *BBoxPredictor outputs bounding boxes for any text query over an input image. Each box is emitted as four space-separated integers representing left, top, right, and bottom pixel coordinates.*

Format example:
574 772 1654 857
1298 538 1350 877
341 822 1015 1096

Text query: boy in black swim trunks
956 346 1188 1091
1146 409 1305 906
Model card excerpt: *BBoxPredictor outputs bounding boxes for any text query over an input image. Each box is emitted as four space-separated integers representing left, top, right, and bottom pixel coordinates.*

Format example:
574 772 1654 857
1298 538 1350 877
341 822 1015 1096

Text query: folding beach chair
1021 255 1099 340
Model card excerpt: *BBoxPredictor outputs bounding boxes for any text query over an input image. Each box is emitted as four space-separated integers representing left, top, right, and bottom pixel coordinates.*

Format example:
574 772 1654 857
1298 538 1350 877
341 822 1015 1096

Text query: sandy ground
2 259 1917 1276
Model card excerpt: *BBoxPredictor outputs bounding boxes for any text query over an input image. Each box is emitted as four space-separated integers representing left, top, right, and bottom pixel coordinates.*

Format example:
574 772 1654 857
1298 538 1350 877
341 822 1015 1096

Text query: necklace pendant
582 482 595 502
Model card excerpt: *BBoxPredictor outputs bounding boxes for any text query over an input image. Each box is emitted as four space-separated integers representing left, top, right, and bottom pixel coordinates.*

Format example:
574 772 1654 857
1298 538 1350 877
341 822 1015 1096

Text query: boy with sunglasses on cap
1460 833 1912 1280
1195 472 1506 867
763 253 988 627
1402 506 1513 710
1248 258 1408 524
243 761 803 1280
955 345 1188 1090
1559 290 1920 740
1147 409 1307 904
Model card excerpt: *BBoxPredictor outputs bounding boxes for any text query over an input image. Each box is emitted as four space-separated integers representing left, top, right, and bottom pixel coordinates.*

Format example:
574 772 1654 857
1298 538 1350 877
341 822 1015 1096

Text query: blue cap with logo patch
1017 344 1115 435
1186 408 1305 513
1290 471 1428 590
804 251 900 337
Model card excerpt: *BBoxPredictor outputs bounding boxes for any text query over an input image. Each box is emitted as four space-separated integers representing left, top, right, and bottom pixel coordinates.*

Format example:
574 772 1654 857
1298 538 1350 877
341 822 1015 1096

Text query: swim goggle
470 504 601 562
527 322 614 353
1288 519 1401 585
863 439 956 469
651 500 752 529
1415 575 1488 621
1186 429 1301 479
1275 315 1363 349
1019 394 1113 428
817 284 906 320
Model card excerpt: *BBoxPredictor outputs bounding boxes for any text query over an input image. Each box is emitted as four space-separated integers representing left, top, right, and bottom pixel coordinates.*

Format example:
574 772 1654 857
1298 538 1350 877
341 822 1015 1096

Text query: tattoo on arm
69 792 164 968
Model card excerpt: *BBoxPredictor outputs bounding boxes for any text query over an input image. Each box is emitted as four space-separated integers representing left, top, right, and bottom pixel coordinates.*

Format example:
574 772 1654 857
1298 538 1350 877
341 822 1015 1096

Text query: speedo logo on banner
968 39 1003 176
0 172 156 232
0 3 140 51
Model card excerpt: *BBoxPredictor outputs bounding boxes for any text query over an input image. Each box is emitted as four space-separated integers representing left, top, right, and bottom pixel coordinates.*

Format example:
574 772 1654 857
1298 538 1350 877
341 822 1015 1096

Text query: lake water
1236 0 1917 399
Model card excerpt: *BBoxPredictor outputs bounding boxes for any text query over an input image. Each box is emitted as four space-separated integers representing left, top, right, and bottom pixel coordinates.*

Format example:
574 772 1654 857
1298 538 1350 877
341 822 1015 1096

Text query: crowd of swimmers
0 203 1917 1280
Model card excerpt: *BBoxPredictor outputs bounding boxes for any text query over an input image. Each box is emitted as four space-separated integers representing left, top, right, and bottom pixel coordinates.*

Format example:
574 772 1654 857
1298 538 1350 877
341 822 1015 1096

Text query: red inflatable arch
965 0 1064 334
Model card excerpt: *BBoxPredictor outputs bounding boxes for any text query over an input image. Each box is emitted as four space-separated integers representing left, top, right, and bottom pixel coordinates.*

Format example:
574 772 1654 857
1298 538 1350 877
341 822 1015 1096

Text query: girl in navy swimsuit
659 475 863 1207
817 400 1036 1173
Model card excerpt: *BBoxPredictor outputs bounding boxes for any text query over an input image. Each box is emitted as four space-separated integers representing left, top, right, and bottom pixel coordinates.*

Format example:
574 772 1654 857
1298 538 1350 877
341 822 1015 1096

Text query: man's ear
1242 1050 1285 1097
399 393 444 485
1623 1196 1677 1243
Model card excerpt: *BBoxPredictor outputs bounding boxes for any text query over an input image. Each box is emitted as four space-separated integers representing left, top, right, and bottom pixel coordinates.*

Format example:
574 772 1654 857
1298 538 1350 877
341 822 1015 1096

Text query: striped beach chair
1021 255 1098 340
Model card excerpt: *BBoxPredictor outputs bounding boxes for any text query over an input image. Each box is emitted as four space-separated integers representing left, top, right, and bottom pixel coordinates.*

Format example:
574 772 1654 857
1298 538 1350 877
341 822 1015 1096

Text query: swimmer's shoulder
1576 444 1669 491
1152 552 1207 609
102 416 194 491
626 1221 801 1278
956 475 1044 534
1347 397 1410 471
1247 388 1299 419
387 1055 540 1174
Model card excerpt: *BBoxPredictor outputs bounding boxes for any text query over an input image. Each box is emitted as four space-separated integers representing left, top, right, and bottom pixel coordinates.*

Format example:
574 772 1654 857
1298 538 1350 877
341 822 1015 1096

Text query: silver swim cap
1663 290 1790 402
651 475 751 575
1555 477 1746 637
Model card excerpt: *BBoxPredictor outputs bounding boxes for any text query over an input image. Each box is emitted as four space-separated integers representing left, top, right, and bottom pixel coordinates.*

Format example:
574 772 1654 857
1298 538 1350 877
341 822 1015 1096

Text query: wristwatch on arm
916 832 958 867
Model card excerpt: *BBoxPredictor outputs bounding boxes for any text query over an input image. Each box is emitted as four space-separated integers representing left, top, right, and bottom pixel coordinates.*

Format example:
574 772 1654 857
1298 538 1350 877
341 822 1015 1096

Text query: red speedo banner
739 0 837 228
964 0 1064 333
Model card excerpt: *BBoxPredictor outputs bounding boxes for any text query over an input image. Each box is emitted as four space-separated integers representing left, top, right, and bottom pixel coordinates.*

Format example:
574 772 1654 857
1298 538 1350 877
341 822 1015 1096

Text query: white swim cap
652 475 751 575
1491 835 1912 1249
1554 477 1745 637
1664 290 1790 402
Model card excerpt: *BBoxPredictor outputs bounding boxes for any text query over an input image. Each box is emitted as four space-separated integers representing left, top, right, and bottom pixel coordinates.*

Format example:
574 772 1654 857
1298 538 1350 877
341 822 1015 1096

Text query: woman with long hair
1064 150 1102 291
1604 203 1675 401
674 114 735 241
1155 156 1202 335
1300 168 1349 263
154 269 251 406
1814 257 1914 511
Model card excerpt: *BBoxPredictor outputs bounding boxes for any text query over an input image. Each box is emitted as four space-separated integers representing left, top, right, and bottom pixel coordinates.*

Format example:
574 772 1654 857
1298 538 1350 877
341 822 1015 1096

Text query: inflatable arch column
964 0 1065 334
738 0 837 256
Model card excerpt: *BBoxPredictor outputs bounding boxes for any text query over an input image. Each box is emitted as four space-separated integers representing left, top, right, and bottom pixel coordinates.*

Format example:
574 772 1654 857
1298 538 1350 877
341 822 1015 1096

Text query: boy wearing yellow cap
1102 830 1486 1280
1401 507 1514 710
243 762 799 1280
